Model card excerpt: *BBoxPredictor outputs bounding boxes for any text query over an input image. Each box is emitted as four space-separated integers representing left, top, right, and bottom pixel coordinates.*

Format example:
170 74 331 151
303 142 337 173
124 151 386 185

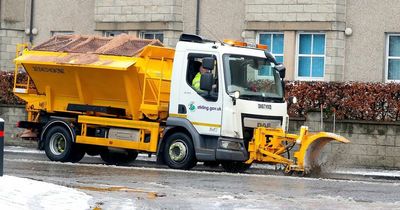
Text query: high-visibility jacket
192 72 202 92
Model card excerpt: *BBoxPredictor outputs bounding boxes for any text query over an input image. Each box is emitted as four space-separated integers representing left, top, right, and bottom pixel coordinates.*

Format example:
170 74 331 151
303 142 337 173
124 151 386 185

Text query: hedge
0 71 26 105
1 70 400 121
286 81 400 122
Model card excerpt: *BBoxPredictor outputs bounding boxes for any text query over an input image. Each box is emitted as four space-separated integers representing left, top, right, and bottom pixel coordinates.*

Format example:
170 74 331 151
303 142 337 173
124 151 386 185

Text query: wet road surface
4 147 400 209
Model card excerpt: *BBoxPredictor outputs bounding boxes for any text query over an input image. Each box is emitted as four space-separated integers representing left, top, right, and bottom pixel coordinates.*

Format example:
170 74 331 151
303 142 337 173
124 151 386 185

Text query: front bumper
216 137 248 161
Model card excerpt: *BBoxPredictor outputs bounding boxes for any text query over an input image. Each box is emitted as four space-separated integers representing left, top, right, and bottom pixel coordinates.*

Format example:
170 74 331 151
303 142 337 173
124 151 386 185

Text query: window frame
139 31 164 43
185 53 219 102
51 31 74 36
256 32 284 79
385 34 400 82
103 31 128 37
295 32 326 81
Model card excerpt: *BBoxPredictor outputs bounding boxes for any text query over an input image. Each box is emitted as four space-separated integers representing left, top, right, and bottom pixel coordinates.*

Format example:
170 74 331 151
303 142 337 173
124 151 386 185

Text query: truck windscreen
223 54 284 102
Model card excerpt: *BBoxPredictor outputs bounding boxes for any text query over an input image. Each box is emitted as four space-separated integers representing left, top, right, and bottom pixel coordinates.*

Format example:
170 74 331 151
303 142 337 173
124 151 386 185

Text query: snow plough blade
246 126 350 175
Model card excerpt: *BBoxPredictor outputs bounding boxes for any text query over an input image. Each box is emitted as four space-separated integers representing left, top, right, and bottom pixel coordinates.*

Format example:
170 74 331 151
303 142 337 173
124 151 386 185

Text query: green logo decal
188 102 196 112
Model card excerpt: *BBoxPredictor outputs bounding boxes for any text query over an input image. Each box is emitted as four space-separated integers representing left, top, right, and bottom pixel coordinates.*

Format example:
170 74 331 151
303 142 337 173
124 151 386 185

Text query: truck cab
163 34 287 170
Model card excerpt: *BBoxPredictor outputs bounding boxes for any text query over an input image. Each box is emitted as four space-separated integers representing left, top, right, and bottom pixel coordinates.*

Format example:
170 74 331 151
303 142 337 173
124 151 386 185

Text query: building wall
33 0 97 44
0 30 25 71
0 0 28 71
245 0 345 23
244 0 346 81
344 0 400 82
94 0 183 46
197 0 245 40
0 0 96 71
1 0 400 81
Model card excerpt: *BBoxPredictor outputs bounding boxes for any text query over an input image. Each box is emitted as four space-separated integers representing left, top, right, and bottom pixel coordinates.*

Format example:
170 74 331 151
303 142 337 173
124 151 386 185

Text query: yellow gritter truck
13 33 349 174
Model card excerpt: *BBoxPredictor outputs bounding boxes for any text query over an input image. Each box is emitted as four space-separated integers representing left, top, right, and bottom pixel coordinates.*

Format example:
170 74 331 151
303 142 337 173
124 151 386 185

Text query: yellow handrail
13 44 30 91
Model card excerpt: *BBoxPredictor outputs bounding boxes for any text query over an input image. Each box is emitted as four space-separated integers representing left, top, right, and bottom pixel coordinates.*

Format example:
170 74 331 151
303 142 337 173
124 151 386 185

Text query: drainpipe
195 0 200 35
29 0 34 43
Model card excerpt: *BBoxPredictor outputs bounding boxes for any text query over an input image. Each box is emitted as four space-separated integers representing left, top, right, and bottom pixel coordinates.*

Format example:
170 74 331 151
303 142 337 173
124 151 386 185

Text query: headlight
220 140 241 150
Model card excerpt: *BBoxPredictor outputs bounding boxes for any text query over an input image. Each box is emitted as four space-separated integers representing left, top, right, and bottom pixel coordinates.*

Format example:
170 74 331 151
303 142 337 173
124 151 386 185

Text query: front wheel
221 161 252 173
163 132 197 170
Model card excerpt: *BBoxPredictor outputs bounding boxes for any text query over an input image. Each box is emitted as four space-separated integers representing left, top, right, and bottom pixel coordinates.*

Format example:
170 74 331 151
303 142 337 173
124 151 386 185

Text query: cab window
186 53 218 101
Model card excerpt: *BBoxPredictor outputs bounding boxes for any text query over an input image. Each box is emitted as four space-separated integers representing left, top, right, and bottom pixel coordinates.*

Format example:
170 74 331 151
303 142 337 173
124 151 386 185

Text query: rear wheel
163 132 197 170
221 161 252 173
100 148 138 165
69 144 86 162
44 126 73 162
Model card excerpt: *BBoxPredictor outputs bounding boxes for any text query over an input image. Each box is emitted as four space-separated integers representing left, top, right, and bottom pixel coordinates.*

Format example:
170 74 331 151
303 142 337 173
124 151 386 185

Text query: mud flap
294 132 350 174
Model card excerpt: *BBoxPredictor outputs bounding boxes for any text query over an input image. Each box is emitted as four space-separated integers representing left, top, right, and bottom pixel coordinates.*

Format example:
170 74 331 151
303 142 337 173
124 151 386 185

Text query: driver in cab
192 64 209 92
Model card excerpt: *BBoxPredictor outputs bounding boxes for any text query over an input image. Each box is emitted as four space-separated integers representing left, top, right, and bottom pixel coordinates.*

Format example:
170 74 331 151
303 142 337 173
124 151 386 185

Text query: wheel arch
40 119 76 149
156 125 193 164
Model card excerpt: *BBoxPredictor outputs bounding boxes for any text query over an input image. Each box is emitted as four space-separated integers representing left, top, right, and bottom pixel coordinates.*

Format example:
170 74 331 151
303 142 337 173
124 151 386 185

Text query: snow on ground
4 146 44 154
0 175 91 210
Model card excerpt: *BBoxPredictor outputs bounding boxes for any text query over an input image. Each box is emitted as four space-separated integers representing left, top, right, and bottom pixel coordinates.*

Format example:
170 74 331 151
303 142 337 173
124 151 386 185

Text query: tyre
85 145 103 156
100 148 138 165
44 126 74 162
221 161 252 173
163 132 197 170
69 144 86 163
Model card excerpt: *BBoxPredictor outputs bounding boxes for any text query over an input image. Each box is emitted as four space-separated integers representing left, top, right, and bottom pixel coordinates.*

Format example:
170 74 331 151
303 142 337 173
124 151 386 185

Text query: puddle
75 185 166 199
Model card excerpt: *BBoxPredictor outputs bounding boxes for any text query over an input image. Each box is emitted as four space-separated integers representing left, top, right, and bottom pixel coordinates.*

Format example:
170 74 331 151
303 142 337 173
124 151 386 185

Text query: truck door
179 53 222 136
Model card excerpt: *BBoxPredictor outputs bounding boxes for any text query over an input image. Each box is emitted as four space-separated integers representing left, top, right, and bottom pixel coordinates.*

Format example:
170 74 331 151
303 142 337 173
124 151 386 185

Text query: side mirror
200 72 213 91
265 51 285 79
264 51 278 65
202 57 215 70
274 63 286 79
229 91 240 105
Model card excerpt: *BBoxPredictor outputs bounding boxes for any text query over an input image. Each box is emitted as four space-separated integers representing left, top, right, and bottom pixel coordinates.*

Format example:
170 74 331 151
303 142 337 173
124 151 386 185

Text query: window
257 33 284 78
186 53 218 101
386 34 400 81
51 31 73 36
223 54 284 101
140 31 164 43
104 31 127 37
297 33 326 80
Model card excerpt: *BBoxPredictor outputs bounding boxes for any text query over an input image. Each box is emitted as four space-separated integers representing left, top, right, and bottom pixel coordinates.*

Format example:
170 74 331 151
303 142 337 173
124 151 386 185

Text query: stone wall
325 31 345 81
0 30 25 71
0 105 36 147
245 0 345 22
289 112 400 169
0 0 28 71
94 0 183 46
95 0 182 23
